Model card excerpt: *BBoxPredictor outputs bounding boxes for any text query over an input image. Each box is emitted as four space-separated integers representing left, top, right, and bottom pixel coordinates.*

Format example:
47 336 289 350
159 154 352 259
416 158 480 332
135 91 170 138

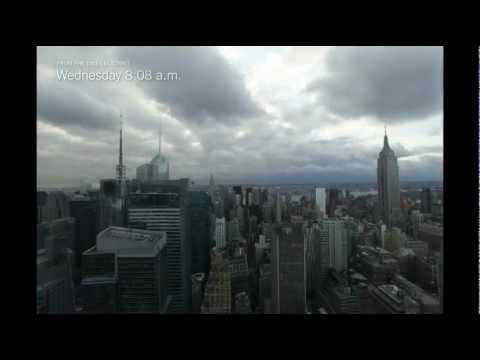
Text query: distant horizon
37 178 443 191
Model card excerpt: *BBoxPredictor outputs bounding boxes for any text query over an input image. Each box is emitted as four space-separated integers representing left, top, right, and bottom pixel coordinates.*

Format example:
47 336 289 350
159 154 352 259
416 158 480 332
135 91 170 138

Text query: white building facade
215 217 226 249
315 187 326 219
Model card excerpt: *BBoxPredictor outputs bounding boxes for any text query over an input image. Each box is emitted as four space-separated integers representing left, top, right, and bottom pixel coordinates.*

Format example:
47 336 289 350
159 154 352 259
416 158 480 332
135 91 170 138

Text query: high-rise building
431 201 443 222
315 188 326 219
275 191 282 223
233 186 243 207
229 252 249 296
411 210 424 240
227 218 241 244
305 222 329 295
37 191 70 224
215 217 226 249
377 223 387 248
126 181 191 313
98 179 125 231
37 191 48 224
258 263 272 313
201 249 231 313
69 196 98 283
246 188 253 207
271 224 306 314
262 201 273 223
37 217 75 252
136 163 154 182
136 127 169 182
208 174 215 199
321 219 348 273
417 222 443 252
212 190 224 218
421 188 433 214
37 235 75 314
377 128 401 228
192 272 206 314
189 191 211 274
82 227 169 313
327 189 340 217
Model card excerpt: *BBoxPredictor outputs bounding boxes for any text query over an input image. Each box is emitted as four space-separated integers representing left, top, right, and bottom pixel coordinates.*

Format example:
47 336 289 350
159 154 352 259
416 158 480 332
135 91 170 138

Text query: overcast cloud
37 46 443 187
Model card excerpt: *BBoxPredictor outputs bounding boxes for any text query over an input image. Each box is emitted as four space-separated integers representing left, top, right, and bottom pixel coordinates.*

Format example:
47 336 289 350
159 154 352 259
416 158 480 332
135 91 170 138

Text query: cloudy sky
37 46 443 187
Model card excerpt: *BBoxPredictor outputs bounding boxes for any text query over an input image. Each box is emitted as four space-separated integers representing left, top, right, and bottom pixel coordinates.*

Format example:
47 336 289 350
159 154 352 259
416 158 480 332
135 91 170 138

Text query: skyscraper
271 224 306 314
189 191 211 274
377 128 401 228
37 191 70 223
81 227 169 313
126 183 191 314
201 249 231 313
215 217 226 249
69 196 98 283
275 190 282 223
321 219 348 273
37 236 75 314
315 187 326 219
208 174 215 199
233 186 243 207
136 126 170 182
98 179 124 231
421 188 433 214
327 189 340 217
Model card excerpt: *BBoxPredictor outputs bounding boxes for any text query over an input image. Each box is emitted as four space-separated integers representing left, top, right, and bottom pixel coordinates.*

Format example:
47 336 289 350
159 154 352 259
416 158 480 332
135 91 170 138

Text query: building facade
377 130 401 229
271 224 306 314
215 217 226 249
136 128 169 182
126 182 191 313
82 227 169 313
37 234 75 314
315 187 326 219
189 191 212 274
321 219 348 273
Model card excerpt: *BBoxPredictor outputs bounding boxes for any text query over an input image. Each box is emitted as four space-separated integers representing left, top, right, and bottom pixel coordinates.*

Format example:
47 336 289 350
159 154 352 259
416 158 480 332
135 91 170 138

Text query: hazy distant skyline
37 46 443 187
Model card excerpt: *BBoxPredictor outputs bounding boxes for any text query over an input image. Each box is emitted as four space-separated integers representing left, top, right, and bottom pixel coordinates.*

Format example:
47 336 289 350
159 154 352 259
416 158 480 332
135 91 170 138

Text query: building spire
158 119 162 156
116 112 126 190
119 116 123 169
383 124 390 148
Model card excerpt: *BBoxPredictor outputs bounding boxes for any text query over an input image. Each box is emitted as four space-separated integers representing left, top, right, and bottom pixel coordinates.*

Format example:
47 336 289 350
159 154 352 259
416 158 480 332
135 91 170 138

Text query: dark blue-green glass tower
189 191 212 275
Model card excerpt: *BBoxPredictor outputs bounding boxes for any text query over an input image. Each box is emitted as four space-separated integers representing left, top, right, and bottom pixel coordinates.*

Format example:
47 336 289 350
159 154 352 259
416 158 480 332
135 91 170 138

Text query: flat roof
96 226 167 254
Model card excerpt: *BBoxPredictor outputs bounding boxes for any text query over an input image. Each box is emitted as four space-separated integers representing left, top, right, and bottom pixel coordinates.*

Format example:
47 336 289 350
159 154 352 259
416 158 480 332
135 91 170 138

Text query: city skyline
37 46 443 187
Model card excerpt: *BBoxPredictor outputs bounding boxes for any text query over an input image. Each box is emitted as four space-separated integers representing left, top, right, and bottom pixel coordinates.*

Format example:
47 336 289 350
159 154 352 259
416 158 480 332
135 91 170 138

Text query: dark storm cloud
305 46 442 122
399 155 443 181
37 78 119 131
116 46 263 124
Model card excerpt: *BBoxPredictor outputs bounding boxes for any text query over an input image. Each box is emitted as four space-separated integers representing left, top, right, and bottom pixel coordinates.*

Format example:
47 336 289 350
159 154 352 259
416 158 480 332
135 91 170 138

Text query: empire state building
377 128 400 229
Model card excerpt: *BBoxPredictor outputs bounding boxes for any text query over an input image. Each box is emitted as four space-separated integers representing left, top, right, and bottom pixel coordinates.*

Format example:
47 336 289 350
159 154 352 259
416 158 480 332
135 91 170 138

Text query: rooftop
91 226 167 256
